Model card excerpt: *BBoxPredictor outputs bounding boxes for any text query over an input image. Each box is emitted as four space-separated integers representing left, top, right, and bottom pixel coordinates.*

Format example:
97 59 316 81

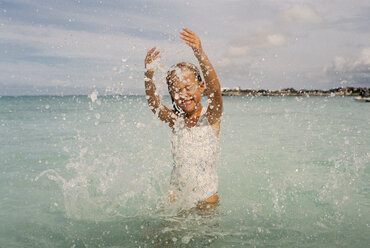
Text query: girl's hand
180 28 203 55
145 47 160 71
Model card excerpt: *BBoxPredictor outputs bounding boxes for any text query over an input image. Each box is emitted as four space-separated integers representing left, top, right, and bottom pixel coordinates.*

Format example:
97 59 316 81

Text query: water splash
33 96 175 221
88 90 98 103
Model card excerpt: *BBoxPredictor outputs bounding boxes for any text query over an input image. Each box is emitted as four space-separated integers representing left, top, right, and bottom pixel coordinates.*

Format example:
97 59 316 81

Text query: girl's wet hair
166 62 202 114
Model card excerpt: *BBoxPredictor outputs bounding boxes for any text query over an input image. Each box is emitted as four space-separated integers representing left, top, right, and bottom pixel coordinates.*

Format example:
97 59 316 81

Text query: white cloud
221 4 321 62
323 48 370 86
267 34 286 47
359 48 370 64
282 4 323 25
328 48 370 73
216 57 233 68
226 45 250 57
225 29 286 58
333 56 347 72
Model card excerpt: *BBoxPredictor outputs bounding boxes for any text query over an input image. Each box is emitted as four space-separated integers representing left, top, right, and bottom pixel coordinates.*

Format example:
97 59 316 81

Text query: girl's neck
184 104 203 127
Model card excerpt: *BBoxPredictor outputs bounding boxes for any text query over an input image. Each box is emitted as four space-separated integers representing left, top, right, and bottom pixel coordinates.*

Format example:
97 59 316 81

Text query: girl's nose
180 93 189 99
180 90 192 98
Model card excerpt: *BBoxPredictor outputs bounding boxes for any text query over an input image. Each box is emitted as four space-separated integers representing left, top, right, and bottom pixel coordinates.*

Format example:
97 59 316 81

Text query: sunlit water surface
0 95 369 247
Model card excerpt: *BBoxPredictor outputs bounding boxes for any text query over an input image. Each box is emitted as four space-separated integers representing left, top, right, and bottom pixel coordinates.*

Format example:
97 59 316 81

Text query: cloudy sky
0 0 369 95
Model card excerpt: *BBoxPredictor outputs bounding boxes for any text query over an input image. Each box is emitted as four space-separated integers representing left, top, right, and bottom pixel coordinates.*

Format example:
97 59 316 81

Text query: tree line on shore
221 86 369 96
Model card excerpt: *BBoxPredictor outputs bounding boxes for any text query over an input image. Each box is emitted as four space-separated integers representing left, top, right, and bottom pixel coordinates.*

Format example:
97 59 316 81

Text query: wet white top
169 106 219 203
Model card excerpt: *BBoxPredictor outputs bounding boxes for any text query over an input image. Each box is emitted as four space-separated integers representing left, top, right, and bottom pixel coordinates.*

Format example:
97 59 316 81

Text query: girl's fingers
180 35 190 41
180 32 198 42
145 47 160 66
180 28 200 45
181 37 199 48
152 53 160 59
180 36 195 43
183 28 199 39
146 49 160 60
147 47 156 54
181 39 195 47
180 31 193 38
183 28 194 35
146 51 160 61
147 47 159 58
180 37 195 44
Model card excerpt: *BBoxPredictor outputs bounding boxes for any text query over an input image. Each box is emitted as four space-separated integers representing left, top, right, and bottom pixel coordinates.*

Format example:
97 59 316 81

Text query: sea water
0 95 369 247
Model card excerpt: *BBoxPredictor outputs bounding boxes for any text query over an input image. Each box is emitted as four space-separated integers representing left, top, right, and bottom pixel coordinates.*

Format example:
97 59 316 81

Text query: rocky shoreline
221 87 369 96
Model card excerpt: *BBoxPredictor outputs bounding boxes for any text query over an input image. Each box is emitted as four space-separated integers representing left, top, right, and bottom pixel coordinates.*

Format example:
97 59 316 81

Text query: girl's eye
173 84 196 93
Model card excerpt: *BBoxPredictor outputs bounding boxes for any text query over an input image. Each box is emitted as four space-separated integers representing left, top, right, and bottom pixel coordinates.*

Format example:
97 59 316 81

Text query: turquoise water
0 95 369 247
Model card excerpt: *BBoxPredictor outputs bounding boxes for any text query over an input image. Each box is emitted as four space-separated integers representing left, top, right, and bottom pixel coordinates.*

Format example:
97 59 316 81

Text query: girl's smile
183 98 194 107
169 68 204 115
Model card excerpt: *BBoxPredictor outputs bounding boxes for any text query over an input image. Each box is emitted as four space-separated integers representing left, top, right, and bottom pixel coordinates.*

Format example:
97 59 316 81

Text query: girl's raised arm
144 47 177 128
180 28 223 126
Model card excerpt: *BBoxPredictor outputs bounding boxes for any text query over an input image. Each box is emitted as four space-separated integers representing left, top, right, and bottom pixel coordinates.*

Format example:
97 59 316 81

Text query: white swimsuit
169 107 219 203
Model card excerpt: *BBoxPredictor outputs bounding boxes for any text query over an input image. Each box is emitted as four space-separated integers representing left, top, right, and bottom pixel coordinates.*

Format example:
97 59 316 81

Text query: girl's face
168 68 204 115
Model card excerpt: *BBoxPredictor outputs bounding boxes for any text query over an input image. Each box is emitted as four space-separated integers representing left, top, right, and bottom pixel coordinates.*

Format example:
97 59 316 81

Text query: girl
144 28 223 209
